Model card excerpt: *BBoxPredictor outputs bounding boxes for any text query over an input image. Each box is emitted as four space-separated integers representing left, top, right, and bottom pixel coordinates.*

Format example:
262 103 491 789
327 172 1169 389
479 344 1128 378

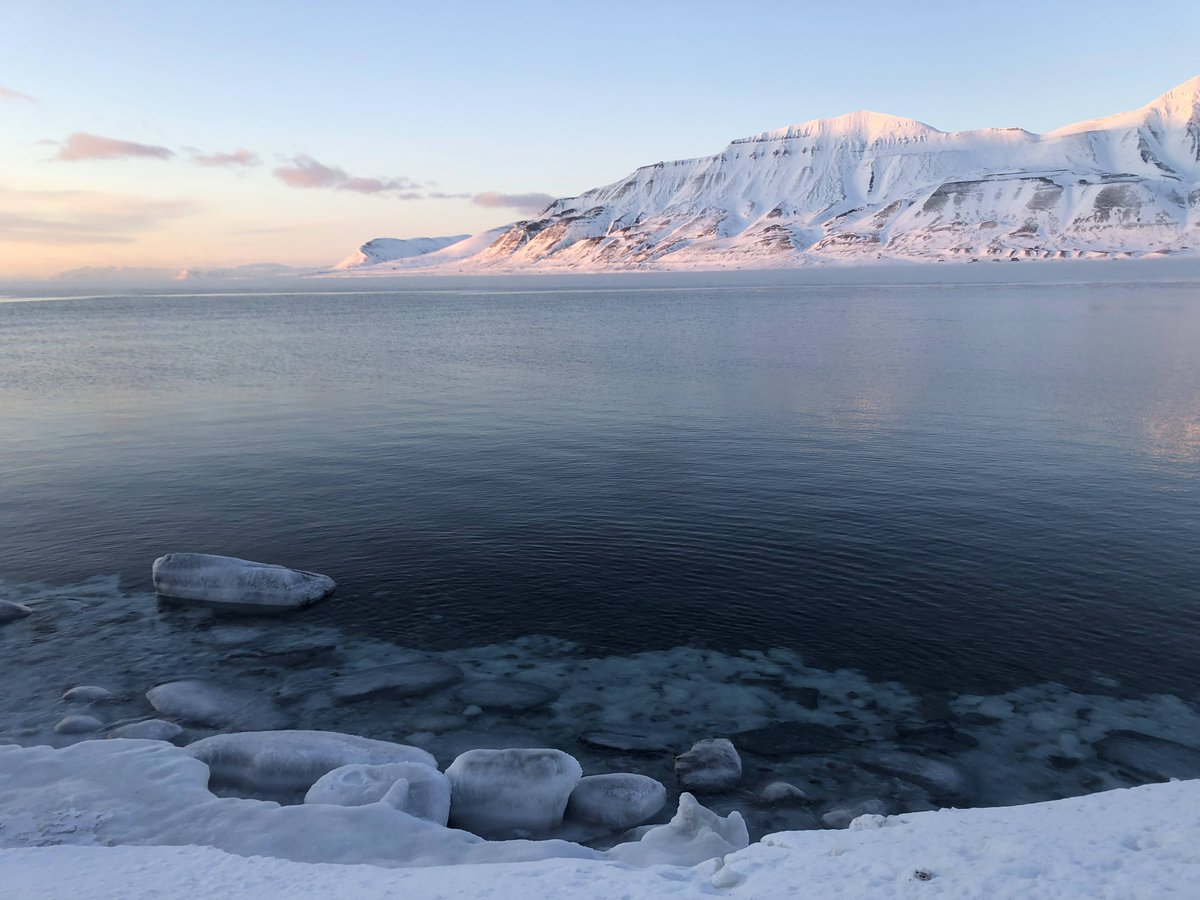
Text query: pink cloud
56 132 174 162
473 191 555 214
273 155 420 195
0 85 36 102
194 148 260 167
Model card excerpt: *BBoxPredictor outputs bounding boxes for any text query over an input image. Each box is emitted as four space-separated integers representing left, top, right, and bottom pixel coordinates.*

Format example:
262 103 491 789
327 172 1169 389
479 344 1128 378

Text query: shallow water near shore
2 273 1199 834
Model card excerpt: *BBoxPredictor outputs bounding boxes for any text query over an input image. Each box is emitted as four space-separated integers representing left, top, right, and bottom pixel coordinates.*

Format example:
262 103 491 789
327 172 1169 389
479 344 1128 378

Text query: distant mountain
174 263 305 281
339 76 1200 272
333 235 471 270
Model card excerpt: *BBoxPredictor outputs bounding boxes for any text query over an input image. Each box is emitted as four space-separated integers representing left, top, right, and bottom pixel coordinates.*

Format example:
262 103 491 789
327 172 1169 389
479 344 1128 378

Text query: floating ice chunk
107 720 184 742
821 796 890 828
758 781 809 805
607 793 749 868
1094 730 1200 781
445 748 582 839
305 763 451 825
62 686 116 703
187 730 437 796
675 738 742 792
329 661 463 702
976 697 1015 719
565 773 666 831
54 715 103 734
146 680 287 730
151 553 335 611
856 749 972 802
456 679 557 711
0 600 33 623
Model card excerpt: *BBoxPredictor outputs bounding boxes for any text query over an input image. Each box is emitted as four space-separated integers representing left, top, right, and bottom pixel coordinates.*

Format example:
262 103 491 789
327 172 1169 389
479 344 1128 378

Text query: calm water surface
2 279 1198 697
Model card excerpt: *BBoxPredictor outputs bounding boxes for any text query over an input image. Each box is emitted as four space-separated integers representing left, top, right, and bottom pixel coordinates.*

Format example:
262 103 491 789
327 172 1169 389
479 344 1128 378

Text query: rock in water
62 685 116 703
855 749 973 802
758 781 809 805
186 730 438 796
54 715 103 734
1095 730 1200 781
107 719 184 741
445 748 582 839
675 738 742 792
565 773 667 831
151 553 335 611
455 679 558 711
146 680 287 730
305 762 451 825
329 661 464 702
0 600 33 624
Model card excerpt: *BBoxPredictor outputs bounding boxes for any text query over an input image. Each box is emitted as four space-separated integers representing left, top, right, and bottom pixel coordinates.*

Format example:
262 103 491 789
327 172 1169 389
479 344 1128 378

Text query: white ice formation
675 738 743 792
304 762 452 825
445 748 583 838
151 553 335 611
564 773 667 831
106 719 184 741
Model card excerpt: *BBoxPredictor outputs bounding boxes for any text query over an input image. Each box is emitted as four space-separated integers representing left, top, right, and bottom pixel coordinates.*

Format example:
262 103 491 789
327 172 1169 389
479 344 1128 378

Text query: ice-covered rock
675 738 742 792
107 720 184 741
186 730 437 796
1094 730 1200 781
0 600 33 623
607 792 749 868
565 773 667 831
445 748 582 839
758 781 809 805
329 660 463 702
456 679 558 711
62 685 116 703
821 796 891 828
54 715 103 734
151 553 335 611
146 680 287 729
855 749 972 801
305 762 451 825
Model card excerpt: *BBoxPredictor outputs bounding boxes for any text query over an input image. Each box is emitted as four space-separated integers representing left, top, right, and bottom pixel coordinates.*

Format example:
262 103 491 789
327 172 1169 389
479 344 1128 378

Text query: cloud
0 85 36 102
273 155 421 195
193 148 260 168
473 191 555 214
0 185 196 245
55 132 174 162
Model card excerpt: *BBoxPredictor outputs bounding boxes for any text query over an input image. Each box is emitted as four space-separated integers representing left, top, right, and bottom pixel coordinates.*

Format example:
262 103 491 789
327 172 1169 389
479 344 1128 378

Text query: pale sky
2 0 1198 279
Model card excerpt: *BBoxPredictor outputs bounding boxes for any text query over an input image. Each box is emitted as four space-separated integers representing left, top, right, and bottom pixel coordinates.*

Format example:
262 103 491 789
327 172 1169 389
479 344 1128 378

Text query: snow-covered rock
54 715 103 734
565 773 666 831
607 792 749 868
329 660 464 702
146 680 287 730
186 730 437 796
758 782 809 805
675 738 742 792
62 685 116 703
151 553 335 611
455 679 558 711
0 600 33 623
305 762 451 825
107 720 184 741
445 748 582 838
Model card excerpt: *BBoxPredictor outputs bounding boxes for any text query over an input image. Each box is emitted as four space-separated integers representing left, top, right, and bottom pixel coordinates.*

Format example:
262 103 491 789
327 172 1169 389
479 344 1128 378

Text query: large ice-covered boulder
675 738 742 792
565 773 666 831
305 762 451 825
445 748 582 839
151 553 335 611
146 680 287 730
186 730 437 796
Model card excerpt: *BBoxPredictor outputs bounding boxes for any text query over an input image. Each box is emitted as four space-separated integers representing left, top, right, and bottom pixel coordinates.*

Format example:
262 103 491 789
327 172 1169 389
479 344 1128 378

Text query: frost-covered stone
62 686 116 703
821 796 890 829
186 730 437 796
456 679 558 711
54 715 103 734
1094 730 1200 781
0 600 33 623
329 661 463 702
675 738 742 792
107 720 184 742
758 781 809 805
856 749 972 801
565 773 666 831
305 763 451 825
151 553 335 611
607 792 749 868
446 748 582 838
146 680 286 730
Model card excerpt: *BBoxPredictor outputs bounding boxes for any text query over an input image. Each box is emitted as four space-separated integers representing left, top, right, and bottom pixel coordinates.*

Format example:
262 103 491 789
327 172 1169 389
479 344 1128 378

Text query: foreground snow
2 779 1195 898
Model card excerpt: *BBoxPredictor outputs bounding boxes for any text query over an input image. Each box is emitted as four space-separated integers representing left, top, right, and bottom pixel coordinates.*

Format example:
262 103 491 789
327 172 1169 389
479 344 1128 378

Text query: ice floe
152 553 335 611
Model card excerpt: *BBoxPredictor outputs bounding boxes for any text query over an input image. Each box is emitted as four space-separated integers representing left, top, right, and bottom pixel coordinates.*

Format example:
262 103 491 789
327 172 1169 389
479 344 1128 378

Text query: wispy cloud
473 191 555 215
0 186 196 244
55 132 174 162
273 155 421 196
0 85 36 103
193 147 260 168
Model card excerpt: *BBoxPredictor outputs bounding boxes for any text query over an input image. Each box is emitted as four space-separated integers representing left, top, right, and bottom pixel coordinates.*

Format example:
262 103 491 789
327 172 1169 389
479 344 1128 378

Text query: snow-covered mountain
333 235 470 269
338 76 1200 272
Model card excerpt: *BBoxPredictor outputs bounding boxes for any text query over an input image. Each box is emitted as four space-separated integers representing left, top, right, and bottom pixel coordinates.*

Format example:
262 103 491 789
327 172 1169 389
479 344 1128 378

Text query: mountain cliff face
340 77 1200 272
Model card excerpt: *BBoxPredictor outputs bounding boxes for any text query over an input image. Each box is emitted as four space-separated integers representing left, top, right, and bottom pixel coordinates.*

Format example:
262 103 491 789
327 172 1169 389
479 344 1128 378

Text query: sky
1 0 1198 279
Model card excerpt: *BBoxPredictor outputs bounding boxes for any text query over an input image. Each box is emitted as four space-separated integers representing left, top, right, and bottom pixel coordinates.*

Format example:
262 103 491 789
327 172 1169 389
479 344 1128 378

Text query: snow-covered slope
333 235 471 270
345 76 1200 272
